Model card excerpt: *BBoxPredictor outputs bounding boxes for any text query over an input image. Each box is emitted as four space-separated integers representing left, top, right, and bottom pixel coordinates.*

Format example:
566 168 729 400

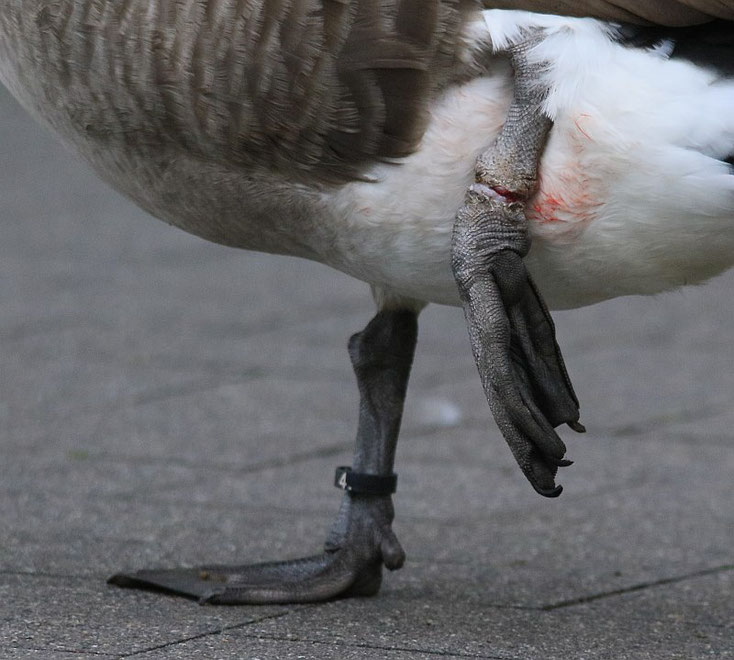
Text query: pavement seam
599 403 731 438
0 570 94 580
399 400 734 442
6 355 355 434
219 633 510 659
541 563 734 610
115 609 294 658
7 645 117 657
65 440 350 476
2 440 351 483
127 373 265 407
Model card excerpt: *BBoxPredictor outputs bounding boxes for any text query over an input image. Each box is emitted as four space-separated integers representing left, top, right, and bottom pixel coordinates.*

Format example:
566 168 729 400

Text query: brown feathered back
4 0 474 185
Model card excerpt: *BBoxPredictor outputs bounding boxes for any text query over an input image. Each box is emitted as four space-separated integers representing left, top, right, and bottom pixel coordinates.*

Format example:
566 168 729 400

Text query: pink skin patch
468 182 506 201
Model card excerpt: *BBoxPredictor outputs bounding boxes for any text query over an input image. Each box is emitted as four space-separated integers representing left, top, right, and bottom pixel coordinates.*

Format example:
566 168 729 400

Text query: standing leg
109 308 418 603
452 31 584 498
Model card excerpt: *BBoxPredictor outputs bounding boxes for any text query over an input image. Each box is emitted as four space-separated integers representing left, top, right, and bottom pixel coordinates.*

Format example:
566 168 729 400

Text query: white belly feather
326 12 734 310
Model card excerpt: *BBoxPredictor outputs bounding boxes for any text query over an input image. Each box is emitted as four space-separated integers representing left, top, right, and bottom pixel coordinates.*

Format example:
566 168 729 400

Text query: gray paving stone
3 281 367 380
240 572 734 660
88 428 730 525
132 635 457 659
393 478 733 609
4 428 731 610
0 651 115 660
4 376 357 467
662 407 734 445
2 499 329 577
577 569 734 630
400 342 734 441
0 574 288 657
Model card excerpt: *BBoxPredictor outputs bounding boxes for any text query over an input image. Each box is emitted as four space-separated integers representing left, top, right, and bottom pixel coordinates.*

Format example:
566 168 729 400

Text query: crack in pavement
117 609 294 658
6 646 116 657
52 440 351 477
0 570 98 581
541 563 734 610
218 632 511 659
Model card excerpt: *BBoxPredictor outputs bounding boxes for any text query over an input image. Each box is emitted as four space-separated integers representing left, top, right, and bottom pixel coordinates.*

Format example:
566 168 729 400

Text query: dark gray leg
452 34 583 498
109 309 418 604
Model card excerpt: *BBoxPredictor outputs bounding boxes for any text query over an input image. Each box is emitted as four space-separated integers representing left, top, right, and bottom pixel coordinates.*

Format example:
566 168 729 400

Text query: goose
1 1 733 605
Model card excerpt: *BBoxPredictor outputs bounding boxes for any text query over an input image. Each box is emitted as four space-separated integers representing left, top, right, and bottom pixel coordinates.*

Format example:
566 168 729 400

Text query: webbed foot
109 496 403 604
452 32 584 497
110 308 418 604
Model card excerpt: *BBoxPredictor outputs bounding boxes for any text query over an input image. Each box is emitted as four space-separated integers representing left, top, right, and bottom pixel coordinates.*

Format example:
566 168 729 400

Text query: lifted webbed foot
452 31 584 497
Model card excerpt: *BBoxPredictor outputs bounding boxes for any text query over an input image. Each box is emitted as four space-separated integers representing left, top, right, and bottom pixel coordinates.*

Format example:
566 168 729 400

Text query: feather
481 0 734 26
1 0 478 184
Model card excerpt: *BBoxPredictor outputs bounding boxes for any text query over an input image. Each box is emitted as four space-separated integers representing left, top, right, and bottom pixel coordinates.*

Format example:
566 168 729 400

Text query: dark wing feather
615 20 734 76
320 0 468 178
483 0 734 26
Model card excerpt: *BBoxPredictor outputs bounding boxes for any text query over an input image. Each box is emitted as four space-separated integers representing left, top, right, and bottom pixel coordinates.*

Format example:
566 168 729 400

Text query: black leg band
334 466 397 496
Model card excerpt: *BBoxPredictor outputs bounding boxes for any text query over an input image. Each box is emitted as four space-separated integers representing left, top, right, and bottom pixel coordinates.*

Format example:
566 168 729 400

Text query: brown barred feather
3 0 473 184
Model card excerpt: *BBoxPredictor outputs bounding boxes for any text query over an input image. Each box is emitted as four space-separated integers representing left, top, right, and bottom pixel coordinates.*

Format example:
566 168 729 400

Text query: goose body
2 5 734 311
2 1 733 604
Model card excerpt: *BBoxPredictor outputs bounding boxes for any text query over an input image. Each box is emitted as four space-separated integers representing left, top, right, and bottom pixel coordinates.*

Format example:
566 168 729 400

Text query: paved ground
2 84 733 660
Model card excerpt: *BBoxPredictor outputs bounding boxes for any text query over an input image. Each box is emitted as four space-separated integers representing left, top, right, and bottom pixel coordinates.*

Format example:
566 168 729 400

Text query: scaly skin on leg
452 32 584 498
109 309 417 604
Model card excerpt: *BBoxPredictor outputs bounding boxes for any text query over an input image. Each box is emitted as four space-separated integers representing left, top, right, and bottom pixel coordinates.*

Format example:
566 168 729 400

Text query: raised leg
109 308 418 604
452 32 584 498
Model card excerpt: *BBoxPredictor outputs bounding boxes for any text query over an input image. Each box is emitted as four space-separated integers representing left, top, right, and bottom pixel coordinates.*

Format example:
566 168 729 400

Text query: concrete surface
1 83 732 659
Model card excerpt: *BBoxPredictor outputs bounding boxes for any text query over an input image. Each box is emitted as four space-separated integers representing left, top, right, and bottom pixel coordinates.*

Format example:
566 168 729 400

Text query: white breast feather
324 11 734 309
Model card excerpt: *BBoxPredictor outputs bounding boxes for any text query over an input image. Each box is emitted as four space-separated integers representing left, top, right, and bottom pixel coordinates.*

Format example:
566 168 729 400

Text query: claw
568 421 587 433
533 484 564 498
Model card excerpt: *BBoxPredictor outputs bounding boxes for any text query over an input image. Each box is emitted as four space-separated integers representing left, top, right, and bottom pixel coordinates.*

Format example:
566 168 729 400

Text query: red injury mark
574 113 593 141
525 172 560 223
492 186 522 203
527 177 602 237
529 193 564 224
525 119 604 239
